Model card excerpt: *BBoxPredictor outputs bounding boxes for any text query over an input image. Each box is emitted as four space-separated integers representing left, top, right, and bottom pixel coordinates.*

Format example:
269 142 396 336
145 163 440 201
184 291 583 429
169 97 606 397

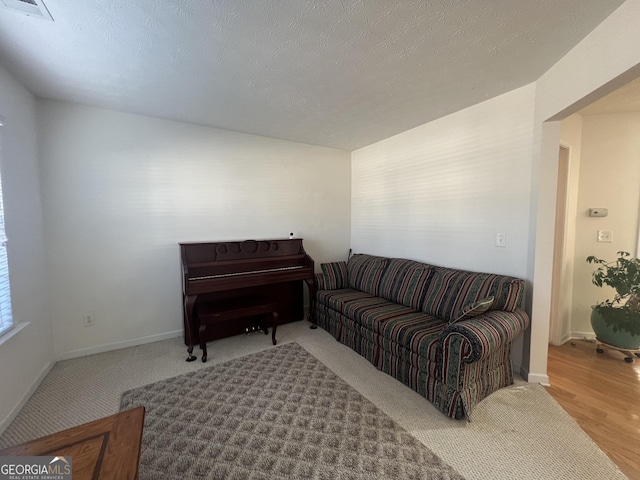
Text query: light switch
597 230 612 243
495 233 506 248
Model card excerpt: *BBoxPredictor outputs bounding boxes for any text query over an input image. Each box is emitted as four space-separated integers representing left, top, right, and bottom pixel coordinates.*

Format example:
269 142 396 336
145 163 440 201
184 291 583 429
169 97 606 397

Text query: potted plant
586 251 640 355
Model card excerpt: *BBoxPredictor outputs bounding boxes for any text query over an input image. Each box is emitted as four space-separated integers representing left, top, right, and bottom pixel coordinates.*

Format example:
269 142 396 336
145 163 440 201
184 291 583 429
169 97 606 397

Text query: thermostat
589 208 608 217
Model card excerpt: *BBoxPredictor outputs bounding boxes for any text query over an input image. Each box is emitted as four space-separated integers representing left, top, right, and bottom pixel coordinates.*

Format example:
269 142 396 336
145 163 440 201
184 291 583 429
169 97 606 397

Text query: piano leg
199 324 208 363
271 311 279 345
184 295 198 362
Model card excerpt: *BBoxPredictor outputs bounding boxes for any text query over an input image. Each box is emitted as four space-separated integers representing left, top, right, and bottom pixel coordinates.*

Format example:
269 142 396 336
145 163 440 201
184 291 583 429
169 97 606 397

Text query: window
0 119 12 337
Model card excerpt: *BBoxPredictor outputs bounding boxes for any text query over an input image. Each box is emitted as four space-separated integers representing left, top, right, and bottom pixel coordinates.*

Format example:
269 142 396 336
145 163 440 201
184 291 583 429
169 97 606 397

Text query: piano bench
197 300 280 362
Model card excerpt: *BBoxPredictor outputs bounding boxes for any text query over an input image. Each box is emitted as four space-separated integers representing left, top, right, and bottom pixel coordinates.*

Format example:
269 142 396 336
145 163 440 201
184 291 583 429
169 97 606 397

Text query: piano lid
180 239 306 265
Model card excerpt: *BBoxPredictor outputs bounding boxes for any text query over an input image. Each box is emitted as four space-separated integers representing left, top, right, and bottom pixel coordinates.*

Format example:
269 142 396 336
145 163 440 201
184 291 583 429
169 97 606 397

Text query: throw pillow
451 296 494 324
320 261 348 290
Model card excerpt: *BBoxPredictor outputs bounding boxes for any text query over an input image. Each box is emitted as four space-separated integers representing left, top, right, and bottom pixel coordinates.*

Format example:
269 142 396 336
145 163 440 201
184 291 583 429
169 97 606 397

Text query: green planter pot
590 307 640 349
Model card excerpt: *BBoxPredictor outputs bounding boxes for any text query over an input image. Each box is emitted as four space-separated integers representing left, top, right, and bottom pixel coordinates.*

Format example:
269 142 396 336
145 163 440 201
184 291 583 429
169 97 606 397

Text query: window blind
0 147 12 337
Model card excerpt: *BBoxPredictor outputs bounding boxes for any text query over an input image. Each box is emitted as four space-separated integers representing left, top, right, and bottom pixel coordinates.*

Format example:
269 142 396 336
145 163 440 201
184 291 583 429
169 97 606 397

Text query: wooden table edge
0 406 145 480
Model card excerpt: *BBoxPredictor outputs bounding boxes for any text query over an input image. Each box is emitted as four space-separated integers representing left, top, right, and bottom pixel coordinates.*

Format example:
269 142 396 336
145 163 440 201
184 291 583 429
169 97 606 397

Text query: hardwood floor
546 339 640 480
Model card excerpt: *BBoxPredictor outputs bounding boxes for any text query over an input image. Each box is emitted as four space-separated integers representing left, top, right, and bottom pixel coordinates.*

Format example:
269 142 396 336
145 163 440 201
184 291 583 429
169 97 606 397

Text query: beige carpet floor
0 321 627 480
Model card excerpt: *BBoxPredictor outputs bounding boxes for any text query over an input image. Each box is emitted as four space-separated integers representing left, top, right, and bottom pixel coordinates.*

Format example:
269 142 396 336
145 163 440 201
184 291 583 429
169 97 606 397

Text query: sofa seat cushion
316 288 390 318
317 289 445 362
355 307 445 362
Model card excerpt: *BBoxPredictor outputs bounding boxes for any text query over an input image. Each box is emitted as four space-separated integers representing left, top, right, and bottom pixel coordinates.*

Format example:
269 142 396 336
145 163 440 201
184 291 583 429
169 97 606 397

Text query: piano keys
180 239 315 361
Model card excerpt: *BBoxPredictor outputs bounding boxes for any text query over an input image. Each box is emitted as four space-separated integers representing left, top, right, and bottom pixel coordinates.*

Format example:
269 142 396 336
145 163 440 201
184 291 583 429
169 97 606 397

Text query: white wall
352 84 535 276
38 100 351 359
0 66 53 433
528 0 640 383
352 84 536 370
570 112 640 337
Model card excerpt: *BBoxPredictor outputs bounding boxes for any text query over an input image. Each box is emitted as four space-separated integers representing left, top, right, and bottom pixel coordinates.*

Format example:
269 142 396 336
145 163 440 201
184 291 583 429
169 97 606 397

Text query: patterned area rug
120 342 464 479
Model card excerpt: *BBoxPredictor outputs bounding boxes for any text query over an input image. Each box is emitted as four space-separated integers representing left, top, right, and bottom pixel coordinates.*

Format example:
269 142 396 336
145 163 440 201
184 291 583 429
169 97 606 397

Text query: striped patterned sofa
312 254 529 420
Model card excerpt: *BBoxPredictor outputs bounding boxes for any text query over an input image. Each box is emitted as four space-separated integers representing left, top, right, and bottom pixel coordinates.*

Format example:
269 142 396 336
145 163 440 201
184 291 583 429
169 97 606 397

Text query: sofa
312 254 529 420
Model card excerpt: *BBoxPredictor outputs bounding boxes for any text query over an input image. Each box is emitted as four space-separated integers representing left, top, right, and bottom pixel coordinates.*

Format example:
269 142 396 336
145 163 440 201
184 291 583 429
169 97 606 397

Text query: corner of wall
0 358 55 436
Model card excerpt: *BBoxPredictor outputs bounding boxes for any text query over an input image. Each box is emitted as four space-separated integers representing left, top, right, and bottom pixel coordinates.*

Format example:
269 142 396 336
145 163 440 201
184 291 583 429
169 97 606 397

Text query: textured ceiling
0 0 627 150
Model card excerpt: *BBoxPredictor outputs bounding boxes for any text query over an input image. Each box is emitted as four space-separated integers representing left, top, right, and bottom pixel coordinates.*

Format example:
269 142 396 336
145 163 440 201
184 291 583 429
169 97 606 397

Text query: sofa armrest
438 309 529 418
439 309 529 365
315 261 348 290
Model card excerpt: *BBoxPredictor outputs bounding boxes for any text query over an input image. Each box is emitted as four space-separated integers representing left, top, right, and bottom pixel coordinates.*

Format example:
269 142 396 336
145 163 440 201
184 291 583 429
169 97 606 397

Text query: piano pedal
245 325 261 335
186 345 197 362
245 324 269 336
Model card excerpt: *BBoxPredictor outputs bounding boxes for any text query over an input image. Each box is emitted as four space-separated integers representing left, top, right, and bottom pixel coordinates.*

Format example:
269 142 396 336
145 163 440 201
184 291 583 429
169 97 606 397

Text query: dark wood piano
180 238 315 361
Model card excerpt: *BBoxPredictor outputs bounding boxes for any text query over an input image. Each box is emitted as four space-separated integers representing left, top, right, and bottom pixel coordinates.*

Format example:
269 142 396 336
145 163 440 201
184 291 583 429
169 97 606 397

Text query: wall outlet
83 312 95 327
597 230 612 243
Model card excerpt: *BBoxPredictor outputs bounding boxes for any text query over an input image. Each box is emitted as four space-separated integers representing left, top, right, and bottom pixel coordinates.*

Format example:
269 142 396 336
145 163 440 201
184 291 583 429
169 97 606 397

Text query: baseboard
569 331 596 342
558 332 573 345
0 359 56 437
57 330 183 361
519 365 550 386
527 372 550 386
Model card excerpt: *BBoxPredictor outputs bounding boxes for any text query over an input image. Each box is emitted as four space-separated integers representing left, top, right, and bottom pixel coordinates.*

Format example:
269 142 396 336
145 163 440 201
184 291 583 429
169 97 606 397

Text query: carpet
120 342 465 479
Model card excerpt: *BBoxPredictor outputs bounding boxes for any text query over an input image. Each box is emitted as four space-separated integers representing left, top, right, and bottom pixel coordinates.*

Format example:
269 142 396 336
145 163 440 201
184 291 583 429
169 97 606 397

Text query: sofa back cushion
347 254 388 296
422 268 525 322
378 258 436 310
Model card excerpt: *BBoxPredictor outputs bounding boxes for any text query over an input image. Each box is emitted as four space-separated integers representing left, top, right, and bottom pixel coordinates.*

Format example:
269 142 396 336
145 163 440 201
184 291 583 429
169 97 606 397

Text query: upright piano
180 239 315 360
